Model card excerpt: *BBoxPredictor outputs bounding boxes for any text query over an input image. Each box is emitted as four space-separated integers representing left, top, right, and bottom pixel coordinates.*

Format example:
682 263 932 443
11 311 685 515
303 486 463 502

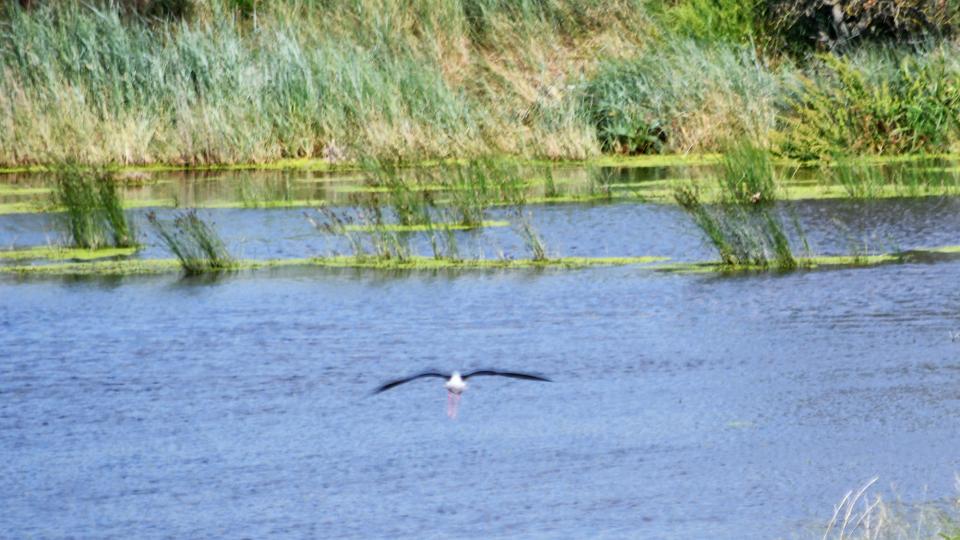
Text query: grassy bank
2 1 960 169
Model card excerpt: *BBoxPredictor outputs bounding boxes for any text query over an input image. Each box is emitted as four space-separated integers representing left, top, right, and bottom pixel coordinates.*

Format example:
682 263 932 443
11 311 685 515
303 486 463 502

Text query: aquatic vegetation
674 145 798 270
53 167 136 249
513 209 548 262
718 142 777 205
824 157 960 199
586 168 615 200
442 159 527 226
0 0 651 167
0 246 138 261
305 205 412 263
147 210 234 274
0 254 670 277
236 176 297 208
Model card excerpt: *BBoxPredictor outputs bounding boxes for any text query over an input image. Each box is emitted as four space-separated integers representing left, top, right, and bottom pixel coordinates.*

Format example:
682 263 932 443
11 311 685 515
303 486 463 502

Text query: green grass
147 210 234 274
9 243 960 277
0 0 651 167
674 145 798 270
4 2 960 167
53 167 136 249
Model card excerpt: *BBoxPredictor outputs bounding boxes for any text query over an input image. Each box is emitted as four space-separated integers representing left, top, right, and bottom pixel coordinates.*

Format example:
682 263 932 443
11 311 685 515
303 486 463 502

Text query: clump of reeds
825 157 960 199
305 204 411 263
781 49 960 161
425 211 461 262
826 158 885 199
513 208 548 262
586 167 615 200
53 167 135 249
364 160 436 227
442 158 527 226
147 210 233 274
719 142 776 205
674 143 797 269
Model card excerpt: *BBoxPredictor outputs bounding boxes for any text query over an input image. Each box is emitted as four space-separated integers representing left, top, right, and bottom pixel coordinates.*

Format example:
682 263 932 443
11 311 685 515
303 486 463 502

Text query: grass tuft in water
53 166 136 249
719 142 776 205
147 210 233 274
305 204 411 263
674 144 797 270
513 208 548 262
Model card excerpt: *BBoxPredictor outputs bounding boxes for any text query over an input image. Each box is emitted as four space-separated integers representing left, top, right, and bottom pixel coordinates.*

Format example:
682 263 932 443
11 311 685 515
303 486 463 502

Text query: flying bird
374 369 552 419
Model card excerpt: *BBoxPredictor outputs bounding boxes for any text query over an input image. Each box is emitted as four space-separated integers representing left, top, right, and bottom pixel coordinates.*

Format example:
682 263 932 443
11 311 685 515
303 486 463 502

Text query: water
2 167 960 538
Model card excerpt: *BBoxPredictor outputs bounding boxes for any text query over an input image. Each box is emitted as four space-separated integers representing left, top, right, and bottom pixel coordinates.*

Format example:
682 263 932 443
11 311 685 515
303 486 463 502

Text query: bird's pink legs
446 391 461 419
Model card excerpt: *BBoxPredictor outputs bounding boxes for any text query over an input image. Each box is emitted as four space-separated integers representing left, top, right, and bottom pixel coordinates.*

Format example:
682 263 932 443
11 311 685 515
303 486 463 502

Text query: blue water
3 260 960 538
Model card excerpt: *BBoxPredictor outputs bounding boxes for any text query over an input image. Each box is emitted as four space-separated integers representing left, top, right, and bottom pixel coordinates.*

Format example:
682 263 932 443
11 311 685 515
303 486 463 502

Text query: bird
373 369 552 419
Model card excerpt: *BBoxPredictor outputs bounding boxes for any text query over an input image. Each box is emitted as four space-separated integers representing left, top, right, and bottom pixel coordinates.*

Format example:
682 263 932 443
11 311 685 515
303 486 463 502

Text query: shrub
779 48 960 160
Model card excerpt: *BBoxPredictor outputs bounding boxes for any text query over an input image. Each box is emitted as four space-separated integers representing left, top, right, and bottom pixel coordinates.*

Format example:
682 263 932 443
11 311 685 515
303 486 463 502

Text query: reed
0 0 650 167
443 159 526 226
674 145 797 270
719 142 776 205
53 167 135 249
513 208 548 262
780 48 960 161
305 204 411 262
147 210 233 273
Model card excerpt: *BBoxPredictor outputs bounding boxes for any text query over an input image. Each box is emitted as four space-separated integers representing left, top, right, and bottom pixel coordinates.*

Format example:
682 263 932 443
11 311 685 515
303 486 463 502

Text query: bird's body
444 372 467 394
374 369 550 419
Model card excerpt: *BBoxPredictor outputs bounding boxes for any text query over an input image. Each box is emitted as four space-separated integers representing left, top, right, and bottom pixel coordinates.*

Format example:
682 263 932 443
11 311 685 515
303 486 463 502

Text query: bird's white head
445 371 467 394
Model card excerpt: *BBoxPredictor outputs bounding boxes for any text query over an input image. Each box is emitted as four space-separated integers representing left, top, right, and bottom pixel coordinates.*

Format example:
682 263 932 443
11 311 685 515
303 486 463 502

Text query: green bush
779 48 960 160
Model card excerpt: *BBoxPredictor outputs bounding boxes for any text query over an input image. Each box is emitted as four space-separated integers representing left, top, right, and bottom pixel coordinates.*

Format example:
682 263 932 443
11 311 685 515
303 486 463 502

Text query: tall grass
147 210 233 273
54 167 135 249
0 0 649 166
514 209 548 261
821 477 960 540
443 159 526 225
580 40 783 154
305 204 412 262
674 144 797 269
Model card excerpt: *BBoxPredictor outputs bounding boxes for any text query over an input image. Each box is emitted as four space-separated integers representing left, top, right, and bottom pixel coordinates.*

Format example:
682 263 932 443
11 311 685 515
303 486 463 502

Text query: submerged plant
54 167 135 249
147 210 233 274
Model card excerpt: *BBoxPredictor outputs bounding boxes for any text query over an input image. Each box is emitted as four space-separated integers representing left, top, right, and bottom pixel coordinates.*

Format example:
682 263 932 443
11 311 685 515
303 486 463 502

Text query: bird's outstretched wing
462 370 552 382
373 371 448 394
